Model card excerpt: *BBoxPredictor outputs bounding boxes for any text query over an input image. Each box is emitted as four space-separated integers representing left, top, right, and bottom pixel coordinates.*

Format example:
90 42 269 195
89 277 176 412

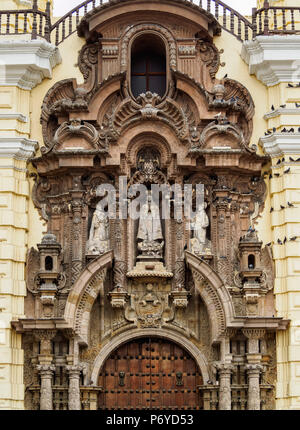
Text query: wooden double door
98 337 203 410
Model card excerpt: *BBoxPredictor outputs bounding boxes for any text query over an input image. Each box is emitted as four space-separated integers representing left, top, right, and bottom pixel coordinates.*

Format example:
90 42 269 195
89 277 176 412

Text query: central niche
131 33 167 98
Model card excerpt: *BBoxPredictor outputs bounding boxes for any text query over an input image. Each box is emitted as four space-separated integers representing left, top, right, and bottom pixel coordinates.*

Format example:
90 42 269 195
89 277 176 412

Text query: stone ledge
0 39 62 90
260 133 300 157
0 137 38 161
264 109 300 120
0 114 28 123
241 35 300 87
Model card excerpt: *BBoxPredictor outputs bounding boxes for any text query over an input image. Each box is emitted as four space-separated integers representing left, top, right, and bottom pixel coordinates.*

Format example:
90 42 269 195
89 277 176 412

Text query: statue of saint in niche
86 202 110 255
190 202 210 254
137 191 164 259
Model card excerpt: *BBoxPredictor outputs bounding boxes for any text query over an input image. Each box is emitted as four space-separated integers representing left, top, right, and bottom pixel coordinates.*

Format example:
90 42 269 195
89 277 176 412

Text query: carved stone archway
185 251 235 343
90 328 210 385
64 250 113 344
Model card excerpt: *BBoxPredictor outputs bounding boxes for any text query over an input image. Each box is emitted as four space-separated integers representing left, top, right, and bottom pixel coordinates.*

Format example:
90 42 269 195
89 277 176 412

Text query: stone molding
0 113 28 123
259 133 300 157
0 39 62 90
263 109 300 120
0 137 38 161
241 35 300 86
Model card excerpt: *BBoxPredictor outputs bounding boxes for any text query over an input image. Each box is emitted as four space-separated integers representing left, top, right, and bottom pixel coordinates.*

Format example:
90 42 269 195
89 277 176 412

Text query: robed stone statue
190 202 209 254
137 192 164 259
86 202 110 255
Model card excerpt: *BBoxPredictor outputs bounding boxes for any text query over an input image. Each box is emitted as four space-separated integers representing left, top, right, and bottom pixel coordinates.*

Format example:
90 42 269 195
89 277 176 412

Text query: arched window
248 254 255 269
45 256 53 271
131 34 167 98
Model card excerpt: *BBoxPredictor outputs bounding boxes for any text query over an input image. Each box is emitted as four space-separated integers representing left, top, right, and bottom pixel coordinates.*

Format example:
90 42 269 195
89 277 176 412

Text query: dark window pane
149 76 166 96
132 56 146 73
131 76 147 98
149 55 166 73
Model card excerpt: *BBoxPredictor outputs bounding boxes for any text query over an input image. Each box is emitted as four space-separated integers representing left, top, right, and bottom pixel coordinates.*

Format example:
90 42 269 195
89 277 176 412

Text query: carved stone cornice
260 133 300 157
0 137 38 161
242 35 300 86
0 40 61 90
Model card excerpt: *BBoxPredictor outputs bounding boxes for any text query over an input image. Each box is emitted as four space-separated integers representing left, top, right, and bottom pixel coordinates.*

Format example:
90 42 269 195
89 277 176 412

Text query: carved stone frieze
53 119 108 152
125 282 173 329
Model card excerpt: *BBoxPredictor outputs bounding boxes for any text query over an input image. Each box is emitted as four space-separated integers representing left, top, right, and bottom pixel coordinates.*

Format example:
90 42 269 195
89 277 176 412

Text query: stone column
37 365 55 410
71 195 84 284
242 329 265 410
66 365 82 410
216 364 234 410
246 364 263 410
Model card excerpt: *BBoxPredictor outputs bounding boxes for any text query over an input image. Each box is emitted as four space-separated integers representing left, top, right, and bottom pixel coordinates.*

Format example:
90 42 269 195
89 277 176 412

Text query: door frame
90 328 210 384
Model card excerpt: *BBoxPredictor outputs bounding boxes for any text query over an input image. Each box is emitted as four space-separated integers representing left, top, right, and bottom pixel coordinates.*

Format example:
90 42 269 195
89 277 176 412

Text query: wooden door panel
98 337 203 410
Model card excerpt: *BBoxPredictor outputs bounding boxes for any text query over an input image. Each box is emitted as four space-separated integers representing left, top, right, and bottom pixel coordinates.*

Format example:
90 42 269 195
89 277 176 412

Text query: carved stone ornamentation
78 42 99 82
109 285 129 309
53 119 108 152
197 40 222 79
125 282 173 329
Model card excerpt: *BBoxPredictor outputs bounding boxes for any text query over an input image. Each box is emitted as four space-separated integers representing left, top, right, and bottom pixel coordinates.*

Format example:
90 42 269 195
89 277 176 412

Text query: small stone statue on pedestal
190 202 210 254
86 202 110 255
137 192 164 260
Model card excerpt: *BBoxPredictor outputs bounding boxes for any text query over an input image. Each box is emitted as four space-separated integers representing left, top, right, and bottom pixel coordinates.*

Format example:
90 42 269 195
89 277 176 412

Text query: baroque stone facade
2 0 299 410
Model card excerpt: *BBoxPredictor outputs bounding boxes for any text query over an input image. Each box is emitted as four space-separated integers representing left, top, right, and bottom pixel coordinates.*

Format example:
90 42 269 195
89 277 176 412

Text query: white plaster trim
0 40 62 90
259 133 300 157
264 109 300 120
0 137 38 160
0 114 28 123
0 165 28 172
241 35 300 87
